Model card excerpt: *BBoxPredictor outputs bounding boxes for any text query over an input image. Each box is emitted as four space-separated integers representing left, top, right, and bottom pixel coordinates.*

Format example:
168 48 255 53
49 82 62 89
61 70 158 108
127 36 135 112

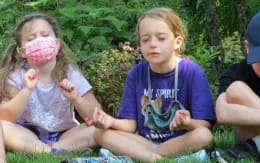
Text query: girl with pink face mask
0 13 101 155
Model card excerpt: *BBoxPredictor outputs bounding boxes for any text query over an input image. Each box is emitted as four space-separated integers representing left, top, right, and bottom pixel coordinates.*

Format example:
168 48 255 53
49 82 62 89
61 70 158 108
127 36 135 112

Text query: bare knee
193 127 213 149
1 120 15 135
226 81 248 102
215 93 229 124
94 129 113 146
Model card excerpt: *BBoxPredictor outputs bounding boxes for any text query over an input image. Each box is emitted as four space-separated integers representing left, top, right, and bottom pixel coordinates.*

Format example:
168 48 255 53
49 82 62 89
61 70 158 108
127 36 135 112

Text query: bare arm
185 119 211 130
72 91 102 118
109 117 137 133
86 109 137 133
170 109 211 131
0 69 38 122
0 86 32 122
59 79 101 118
59 79 137 133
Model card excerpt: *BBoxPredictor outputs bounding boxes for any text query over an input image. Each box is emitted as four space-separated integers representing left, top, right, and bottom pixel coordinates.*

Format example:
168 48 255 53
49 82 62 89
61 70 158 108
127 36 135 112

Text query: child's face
139 18 183 66
19 19 60 65
20 19 57 48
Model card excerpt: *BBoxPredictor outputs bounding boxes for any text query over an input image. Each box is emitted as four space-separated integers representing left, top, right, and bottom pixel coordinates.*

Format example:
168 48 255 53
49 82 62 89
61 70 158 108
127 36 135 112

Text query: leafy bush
80 43 140 116
222 32 245 68
188 36 221 99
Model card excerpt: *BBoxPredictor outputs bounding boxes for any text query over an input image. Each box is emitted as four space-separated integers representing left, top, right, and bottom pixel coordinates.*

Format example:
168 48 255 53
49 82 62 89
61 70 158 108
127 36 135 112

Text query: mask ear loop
16 46 28 69
16 47 21 54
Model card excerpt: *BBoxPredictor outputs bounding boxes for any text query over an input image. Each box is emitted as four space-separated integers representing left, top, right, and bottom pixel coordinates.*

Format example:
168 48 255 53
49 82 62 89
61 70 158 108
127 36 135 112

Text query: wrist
70 95 81 104
185 120 194 131
22 87 33 94
110 117 117 129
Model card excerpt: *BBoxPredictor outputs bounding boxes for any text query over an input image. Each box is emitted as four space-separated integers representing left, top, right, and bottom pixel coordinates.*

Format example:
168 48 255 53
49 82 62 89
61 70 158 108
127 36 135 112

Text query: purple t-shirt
117 58 215 142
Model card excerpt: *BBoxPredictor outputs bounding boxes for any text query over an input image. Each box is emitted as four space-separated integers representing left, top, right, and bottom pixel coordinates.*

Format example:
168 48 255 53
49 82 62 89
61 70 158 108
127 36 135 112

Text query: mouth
149 52 159 56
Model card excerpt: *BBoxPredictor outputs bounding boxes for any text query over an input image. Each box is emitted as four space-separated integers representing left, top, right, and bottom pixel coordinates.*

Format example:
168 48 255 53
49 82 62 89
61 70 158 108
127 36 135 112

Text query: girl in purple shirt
89 7 216 162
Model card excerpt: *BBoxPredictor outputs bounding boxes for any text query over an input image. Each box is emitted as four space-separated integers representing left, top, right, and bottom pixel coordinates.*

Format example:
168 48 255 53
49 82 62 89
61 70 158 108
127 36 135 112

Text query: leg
94 129 161 162
226 81 260 107
1 120 51 153
216 81 260 141
52 124 96 152
0 121 5 163
155 127 213 157
213 81 260 162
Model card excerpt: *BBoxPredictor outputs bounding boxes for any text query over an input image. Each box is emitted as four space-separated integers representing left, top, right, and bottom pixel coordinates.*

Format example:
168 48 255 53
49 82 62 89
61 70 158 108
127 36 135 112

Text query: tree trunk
205 0 225 76
237 0 247 54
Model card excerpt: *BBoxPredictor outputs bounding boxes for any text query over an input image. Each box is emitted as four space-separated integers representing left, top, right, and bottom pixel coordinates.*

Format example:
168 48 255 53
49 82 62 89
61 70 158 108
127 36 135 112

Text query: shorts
17 122 66 144
149 139 163 148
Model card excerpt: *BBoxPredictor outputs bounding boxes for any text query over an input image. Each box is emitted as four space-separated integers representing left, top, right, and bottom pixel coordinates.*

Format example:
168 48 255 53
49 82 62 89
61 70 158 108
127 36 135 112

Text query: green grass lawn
5 125 257 163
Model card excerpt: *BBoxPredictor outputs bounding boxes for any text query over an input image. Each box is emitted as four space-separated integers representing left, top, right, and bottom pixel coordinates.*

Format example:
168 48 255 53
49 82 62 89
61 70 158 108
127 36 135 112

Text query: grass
5 125 257 163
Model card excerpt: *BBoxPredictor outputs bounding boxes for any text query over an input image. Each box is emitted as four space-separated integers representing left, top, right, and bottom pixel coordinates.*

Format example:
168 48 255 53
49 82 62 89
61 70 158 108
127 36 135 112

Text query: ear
174 35 183 50
244 40 249 55
17 47 26 58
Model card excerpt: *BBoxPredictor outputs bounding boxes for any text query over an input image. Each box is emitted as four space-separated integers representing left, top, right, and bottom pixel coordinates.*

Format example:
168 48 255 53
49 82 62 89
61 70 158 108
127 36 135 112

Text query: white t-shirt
8 66 92 133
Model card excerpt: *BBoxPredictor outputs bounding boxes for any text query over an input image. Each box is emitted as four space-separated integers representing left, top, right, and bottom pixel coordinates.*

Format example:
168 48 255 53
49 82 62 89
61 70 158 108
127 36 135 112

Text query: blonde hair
0 13 78 102
136 7 186 56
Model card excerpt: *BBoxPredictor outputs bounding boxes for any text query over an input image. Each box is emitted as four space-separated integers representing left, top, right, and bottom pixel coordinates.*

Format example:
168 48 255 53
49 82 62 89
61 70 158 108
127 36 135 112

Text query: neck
29 59 56 85
150 56 180 73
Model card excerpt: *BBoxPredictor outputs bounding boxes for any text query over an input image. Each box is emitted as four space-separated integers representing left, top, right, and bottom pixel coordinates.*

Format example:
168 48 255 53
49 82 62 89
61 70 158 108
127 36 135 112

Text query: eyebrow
140 33 168 37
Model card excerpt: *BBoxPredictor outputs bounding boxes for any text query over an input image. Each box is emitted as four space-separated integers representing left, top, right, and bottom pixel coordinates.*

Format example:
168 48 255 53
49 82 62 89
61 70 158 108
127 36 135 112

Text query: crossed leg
1 121 96 154
52 124 96 152
1 120 51 153
94 126 213 162
216 81 260 141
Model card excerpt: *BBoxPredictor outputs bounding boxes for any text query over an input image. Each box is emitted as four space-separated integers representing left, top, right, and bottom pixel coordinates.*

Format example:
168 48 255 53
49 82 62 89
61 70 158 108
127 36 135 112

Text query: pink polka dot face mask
24 37 59 65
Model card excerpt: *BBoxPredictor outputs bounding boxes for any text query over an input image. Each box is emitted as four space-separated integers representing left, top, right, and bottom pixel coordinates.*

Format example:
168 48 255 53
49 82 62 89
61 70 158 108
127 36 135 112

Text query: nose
149 37 157 48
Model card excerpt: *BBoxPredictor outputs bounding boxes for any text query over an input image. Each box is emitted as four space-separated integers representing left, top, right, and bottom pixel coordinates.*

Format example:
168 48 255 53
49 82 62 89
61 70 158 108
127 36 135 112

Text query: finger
98 114 104 122
169 121 174 130
101 115 107 128
178 115 186 124
63 79 74 91
172 122 177 131
30 69 39 80
26 70 35 80
179 110 189 116
170 119 176 130
84 117 93 126
59 80 72 92
175 114 181 126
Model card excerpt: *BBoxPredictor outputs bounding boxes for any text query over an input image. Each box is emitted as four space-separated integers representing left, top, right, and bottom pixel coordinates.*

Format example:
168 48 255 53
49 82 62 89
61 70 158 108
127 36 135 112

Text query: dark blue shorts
17 122 66 144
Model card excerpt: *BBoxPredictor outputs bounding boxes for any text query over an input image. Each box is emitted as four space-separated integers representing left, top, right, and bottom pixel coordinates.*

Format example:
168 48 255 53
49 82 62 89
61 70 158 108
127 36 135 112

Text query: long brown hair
136 7 187 56
0 13 78 102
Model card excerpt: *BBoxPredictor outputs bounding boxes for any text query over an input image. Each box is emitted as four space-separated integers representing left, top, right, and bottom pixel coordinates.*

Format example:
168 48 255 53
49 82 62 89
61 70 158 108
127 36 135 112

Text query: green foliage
0 0 147 57
188 36 220 81
247 0 260 18
222 32 245 68
187 36 221 100
190 45 220 77
81 44 138 116
0 0 145 116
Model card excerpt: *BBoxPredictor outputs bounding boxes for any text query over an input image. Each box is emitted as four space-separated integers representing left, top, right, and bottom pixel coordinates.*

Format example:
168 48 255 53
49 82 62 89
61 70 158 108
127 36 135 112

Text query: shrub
79 42 140 116
188 36 221 100
222 32 245 68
